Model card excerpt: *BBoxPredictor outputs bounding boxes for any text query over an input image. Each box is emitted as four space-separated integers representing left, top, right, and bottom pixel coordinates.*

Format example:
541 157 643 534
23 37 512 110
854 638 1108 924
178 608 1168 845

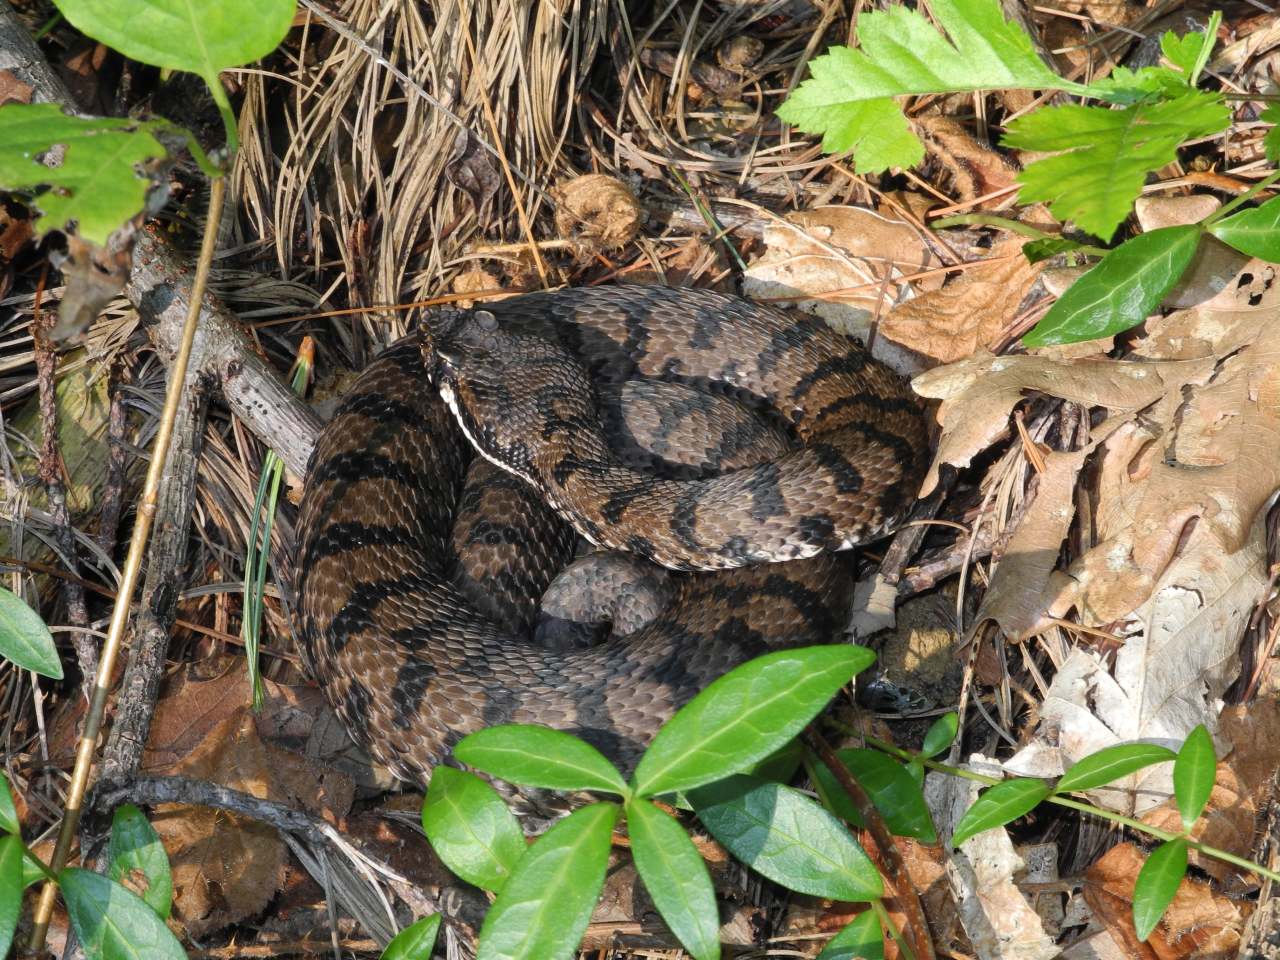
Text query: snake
293 285 929 783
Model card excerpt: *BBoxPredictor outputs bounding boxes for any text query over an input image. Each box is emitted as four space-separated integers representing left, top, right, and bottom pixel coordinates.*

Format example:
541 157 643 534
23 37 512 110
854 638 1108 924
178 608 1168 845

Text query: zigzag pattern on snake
294 286 929 782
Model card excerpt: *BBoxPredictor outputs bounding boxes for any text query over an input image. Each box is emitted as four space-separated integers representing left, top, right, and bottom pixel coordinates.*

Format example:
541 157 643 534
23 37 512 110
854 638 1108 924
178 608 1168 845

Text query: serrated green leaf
1207 195 1280 261
421 767 525 894
951 778 1051 847
922 713 959 758
777 0 1072 171
1173 726 1216 830
813 749 936 842
381 914 441 960
108 805 172 919
1084 66 1191 104
632 645 875 798
52 0 295 81
476 802 618 960
455 726 627 795
817 910 884 960
1023 225 1202 346
0 774 17 835
1004 92 1229 241
1133 839 1188 941
691 776 882 902
1160 12 1220 84
1054 743 1177 794
0 583 63 678
0 836 22 960
59 867 186 960
626 799 719 960
1262 104 1280 165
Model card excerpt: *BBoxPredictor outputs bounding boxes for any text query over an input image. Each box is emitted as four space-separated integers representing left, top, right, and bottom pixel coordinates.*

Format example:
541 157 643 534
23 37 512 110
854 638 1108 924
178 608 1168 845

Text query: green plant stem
930 214 1110 257
27 176 228 954
859 733 1280 885
204 73 239 159
871 898 911 959
1202 169 1280 226
23 845 57 884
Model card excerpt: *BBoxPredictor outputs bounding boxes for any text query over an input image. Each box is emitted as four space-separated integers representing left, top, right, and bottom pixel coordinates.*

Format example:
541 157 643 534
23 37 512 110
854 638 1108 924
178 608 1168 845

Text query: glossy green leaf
627 799 719 960
0 836 22 960
748 739 804 784
52 0 295 81
381 914 441 960
1054 743 1176 794
1004 92 1229 241
691 776 882 901
1262 103 1280 165
455 725 627 795
0 584 63 678
1022 225 1202 346
777 0 1071 171
476 802 618 960
813 749 936 842
817 909 884 960
21 848 46 889
905 758 925 788
951 778 1052 847
1173 725 1216 830
1207 195 1280 261
107 804 172 918
421 767 525 893
922 713 959 758
1133 839 1188 941
0 773 17 835
632 645 875 798
59 866 186 960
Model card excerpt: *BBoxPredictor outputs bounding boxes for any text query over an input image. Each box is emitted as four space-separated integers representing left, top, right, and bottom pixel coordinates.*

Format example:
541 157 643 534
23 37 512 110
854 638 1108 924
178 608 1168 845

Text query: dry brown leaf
914 116 1021 204
881 239 1041 366
742 205 940 341
912 351 1183 496
1083 843 1244 960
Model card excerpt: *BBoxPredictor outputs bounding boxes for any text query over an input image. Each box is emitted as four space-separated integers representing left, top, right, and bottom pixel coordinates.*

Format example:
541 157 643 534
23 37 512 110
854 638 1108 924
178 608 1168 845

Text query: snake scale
294 286 929 782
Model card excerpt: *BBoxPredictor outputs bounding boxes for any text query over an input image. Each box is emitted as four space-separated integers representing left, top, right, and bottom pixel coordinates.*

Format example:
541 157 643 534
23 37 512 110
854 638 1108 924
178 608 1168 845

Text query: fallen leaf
880 238 1042 365
1083 843 1244 959
743 205 940 341
915 116 1021 204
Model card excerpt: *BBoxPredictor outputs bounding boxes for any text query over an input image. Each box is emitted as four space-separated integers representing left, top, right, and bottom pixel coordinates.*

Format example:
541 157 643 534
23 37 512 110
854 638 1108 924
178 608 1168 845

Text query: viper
294 285 928 782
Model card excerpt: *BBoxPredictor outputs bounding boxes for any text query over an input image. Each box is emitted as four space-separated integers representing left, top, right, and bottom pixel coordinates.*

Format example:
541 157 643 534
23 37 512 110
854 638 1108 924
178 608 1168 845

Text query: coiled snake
294 286 928 782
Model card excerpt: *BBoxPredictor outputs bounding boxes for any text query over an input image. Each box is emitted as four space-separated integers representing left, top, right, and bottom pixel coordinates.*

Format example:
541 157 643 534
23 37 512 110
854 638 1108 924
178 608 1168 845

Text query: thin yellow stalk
28 175 228 952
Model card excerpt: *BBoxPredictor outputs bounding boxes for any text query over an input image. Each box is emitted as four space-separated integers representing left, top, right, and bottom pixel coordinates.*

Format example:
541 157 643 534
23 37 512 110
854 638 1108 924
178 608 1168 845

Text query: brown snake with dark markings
294 286 928 782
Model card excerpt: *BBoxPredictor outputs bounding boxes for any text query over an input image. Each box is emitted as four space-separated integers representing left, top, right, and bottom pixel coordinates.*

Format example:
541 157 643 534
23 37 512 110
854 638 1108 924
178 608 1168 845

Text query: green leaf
690 776 882 902
817 910 884 960
1054 743 1177 794
59 866 186 960
777 0 1070 171
1023 237 1084 264
1173 725 1216 830
626 799 719 960
476 802 619 960
951 778 1051 847
1084 66 1190 105
1133 839 1188 941
747 740 805 784
52 0 295 82
1207 195 1280 261
22 848 48 889
813 749 936 842
455 726 627 796
905 757 925 788
1022 225 1202 346
0 583 63 678
381 914 441 960
1004 92 1230 241
1262 103 1280 165
421 767 525 894
632 645 874 798
0 773 18 835
0 105 169 246
107 805 172 919
0 836 22 960
1159 12 1220 84
922 713 959 758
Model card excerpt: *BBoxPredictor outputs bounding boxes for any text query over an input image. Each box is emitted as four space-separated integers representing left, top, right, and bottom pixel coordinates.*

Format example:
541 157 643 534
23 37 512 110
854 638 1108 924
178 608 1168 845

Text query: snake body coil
295 286 928 781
